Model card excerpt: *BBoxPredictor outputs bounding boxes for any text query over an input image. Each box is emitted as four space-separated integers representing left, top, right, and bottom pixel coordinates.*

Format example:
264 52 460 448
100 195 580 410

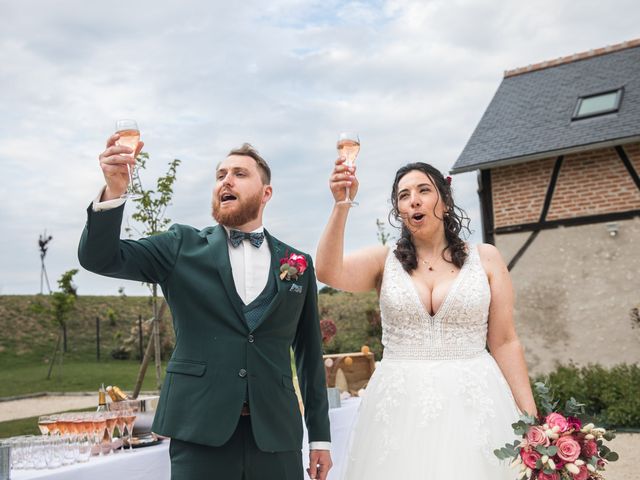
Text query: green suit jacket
78 204 330 452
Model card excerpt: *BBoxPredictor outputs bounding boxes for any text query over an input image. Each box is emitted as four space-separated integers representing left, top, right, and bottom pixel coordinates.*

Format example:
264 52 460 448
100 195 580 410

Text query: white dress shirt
91 189 331 450
222 226 271 304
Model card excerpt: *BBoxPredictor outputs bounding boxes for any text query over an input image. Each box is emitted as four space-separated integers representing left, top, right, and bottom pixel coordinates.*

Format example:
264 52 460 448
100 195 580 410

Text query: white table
12 441 171 480
13 397 361 480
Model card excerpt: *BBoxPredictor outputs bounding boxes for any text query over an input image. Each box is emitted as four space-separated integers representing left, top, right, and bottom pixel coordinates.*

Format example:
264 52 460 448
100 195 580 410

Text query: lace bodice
380 244 490 360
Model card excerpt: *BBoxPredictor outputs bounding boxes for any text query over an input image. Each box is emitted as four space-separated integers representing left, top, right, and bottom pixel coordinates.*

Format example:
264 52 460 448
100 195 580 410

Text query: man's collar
222 225 265 236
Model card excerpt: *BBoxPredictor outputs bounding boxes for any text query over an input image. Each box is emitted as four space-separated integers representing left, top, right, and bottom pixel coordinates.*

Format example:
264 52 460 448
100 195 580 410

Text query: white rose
565 463 580 474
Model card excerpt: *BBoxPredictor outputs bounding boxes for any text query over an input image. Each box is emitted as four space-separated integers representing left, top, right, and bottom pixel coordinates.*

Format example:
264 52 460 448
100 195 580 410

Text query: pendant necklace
419 256 438 271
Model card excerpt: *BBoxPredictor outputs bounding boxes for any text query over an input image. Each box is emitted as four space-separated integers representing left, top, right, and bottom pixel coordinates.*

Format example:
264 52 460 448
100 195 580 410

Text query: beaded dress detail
339 245 520 480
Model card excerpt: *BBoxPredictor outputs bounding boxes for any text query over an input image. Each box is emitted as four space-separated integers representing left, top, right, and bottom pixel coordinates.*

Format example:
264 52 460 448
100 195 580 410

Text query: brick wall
491 158 555 227
625 142 640 173
491 143 640 228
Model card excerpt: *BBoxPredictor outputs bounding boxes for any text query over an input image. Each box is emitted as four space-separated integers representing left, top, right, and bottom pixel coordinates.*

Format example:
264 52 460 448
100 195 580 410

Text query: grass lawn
1 415 41 438
0 358 166 398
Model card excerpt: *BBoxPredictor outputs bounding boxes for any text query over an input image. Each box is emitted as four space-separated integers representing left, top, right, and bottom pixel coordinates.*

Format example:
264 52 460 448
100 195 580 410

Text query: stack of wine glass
5 402 140 471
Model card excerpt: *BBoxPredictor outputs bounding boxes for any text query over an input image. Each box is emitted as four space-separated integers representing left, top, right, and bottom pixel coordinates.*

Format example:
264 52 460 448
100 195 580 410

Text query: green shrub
533 363 640 428
318 291 383 359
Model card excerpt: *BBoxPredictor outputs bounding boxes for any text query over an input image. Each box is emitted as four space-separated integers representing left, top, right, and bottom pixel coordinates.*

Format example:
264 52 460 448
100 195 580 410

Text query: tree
127 152 181 395
47 269 78 380
57 268 77 353
376 218 392 245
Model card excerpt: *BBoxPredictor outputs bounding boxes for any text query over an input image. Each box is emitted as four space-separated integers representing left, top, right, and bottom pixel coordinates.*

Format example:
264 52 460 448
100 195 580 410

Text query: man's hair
227 143 271 185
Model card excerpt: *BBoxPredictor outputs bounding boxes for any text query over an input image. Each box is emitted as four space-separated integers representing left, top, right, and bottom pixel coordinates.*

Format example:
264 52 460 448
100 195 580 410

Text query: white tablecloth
13 397 361 480
12 441 171 480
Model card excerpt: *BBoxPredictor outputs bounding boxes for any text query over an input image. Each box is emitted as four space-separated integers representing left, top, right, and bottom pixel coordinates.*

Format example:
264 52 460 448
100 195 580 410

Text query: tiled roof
452 41 640 173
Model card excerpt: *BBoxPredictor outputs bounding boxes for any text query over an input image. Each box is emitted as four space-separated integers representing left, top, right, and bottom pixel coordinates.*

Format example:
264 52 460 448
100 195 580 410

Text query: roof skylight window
572 88 623 120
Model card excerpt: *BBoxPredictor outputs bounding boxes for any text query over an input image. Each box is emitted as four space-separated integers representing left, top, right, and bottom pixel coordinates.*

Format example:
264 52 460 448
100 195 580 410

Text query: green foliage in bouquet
494 439 522 461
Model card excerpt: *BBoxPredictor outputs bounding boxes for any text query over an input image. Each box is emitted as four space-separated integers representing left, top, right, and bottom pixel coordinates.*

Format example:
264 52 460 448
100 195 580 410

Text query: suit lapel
205 225 246 325
265 229 285 295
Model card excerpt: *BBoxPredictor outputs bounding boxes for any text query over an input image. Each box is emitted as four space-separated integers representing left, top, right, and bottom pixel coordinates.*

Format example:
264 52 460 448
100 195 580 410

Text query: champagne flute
115 119 142 200
104 412 118 454
123 401 140 452
113 407 127 451
91 412 108 455
37 415 55 436
336 132 360 206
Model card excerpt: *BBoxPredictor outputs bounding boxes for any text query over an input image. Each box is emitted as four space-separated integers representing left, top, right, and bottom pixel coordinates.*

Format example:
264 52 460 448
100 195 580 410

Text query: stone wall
495 218 640 374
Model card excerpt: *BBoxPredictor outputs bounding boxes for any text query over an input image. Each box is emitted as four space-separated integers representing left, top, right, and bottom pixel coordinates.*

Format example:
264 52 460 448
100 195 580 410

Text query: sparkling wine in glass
336 132 360 206
92 413 109 456
105 412 118 453
38 416 55 435
124 408 138 452
115 410 127 449
115 119 142 200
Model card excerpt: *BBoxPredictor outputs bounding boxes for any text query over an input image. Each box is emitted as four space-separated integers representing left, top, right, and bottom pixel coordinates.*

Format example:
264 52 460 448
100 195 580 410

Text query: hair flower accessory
279 252 308 281
446 176 452 185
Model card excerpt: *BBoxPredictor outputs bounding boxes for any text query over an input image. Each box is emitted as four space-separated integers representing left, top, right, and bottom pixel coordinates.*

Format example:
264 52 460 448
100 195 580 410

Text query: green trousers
169 416 303 480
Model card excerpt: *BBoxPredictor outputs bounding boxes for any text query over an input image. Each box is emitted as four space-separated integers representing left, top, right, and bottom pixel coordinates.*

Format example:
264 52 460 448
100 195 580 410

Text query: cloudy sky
1 0 638 295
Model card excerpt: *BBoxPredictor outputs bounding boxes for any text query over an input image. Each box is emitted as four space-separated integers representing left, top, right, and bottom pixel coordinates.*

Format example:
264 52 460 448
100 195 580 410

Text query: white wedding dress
339 245 520 479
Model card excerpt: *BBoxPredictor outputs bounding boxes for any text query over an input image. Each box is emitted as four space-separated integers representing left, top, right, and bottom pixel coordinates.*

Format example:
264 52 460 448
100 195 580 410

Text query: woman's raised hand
329 157 358 204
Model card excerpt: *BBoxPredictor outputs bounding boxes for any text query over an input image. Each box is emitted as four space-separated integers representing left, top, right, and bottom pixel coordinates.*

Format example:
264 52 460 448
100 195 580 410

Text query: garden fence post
96 316 100 361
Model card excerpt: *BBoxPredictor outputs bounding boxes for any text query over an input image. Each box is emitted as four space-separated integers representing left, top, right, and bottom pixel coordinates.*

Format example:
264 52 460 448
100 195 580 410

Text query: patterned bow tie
229 229 265 248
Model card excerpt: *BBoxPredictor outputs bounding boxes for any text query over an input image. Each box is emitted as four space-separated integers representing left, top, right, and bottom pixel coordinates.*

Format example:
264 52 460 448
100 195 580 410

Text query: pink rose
526 426 550 447
555 435 581 462
521 450 541 469
572 464 589 480
567 416 582 431
287 253 308 274
537 472 559 480
294 255 308 273
581 439 597 458
546 412 569 432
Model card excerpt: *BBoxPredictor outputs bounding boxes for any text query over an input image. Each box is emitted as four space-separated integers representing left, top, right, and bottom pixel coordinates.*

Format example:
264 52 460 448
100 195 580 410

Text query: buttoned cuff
309 441 331 451
92 186 126 212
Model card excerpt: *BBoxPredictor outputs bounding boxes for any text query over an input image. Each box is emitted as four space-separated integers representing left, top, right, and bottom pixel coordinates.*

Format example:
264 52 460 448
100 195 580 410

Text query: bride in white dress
316 160 537 479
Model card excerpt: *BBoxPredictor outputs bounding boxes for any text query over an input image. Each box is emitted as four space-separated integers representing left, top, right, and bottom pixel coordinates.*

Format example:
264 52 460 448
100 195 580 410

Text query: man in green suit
78 136 332 480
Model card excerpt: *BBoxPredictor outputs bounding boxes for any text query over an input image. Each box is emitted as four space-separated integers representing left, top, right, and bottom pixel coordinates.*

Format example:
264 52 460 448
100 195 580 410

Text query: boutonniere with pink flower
279 252 308 281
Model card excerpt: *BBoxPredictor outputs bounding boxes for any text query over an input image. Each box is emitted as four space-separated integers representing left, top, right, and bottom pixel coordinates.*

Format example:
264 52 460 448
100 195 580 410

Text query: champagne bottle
97 384 108 412
106 386 119 402
106 385 130 402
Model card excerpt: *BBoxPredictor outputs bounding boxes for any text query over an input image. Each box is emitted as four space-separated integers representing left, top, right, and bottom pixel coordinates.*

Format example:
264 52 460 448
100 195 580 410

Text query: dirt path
0 394 96 422
604 433 638 480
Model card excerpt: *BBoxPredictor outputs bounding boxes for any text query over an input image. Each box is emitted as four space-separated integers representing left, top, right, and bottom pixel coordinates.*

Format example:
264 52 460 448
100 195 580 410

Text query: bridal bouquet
495 383 619 480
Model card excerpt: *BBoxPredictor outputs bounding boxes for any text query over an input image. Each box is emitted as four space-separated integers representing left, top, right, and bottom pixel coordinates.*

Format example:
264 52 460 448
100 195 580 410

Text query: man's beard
212 190 263 228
